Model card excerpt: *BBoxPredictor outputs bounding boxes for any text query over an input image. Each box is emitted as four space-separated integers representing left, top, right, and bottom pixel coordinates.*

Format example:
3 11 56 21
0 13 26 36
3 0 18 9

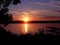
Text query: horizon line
0 20 60 24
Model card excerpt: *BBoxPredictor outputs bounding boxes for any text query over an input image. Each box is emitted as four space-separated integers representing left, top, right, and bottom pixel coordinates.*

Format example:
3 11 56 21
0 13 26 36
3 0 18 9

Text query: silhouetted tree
0 0 21 26
0 0 21 8
0 0 21 40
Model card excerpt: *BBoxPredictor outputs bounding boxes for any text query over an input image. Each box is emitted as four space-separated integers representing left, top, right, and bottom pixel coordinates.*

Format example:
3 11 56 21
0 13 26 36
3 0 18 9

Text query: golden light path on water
23 17 29 33
25 23 28 33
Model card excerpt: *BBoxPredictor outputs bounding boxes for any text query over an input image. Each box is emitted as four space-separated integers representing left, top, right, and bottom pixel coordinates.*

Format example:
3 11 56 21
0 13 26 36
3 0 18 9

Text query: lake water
4 23 60 35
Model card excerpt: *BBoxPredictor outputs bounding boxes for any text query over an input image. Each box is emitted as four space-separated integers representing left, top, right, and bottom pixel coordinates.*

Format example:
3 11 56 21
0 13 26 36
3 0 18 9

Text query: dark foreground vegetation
0 26 60 44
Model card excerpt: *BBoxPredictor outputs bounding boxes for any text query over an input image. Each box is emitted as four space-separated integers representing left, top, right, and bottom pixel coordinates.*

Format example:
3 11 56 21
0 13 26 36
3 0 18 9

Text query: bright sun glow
23 17 29 22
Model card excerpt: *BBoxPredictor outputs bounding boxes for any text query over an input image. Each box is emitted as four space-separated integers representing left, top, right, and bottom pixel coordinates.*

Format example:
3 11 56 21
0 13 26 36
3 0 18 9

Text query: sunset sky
4 0 60 35
8 0 60 21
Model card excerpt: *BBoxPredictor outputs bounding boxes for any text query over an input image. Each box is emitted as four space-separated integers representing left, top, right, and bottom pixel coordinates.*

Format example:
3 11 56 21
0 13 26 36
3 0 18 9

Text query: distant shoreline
11 21 60 24
0 21 60 24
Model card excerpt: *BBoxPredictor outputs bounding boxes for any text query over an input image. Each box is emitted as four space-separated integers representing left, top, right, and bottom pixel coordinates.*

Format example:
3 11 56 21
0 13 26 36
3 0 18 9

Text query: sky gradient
8 0 60 21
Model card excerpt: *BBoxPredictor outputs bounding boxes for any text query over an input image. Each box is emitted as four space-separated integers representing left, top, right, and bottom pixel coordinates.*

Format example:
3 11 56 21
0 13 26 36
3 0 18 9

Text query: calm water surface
4 23 60 35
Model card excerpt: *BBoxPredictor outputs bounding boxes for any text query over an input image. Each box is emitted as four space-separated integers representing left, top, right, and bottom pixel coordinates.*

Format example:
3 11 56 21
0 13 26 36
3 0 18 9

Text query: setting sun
23 17 29 22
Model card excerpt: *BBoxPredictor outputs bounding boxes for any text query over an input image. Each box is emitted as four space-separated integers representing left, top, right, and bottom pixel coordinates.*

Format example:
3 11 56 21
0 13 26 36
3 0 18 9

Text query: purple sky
8 0 60 20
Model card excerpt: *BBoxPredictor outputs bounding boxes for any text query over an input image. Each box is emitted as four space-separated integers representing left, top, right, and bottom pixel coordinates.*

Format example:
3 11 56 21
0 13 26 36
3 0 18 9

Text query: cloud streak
28 0 60 8
11 9 60 17
29 2 60 8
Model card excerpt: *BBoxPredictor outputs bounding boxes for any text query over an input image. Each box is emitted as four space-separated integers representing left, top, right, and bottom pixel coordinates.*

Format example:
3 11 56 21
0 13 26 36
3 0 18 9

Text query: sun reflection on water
23 17 29 34
25 23 28 33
